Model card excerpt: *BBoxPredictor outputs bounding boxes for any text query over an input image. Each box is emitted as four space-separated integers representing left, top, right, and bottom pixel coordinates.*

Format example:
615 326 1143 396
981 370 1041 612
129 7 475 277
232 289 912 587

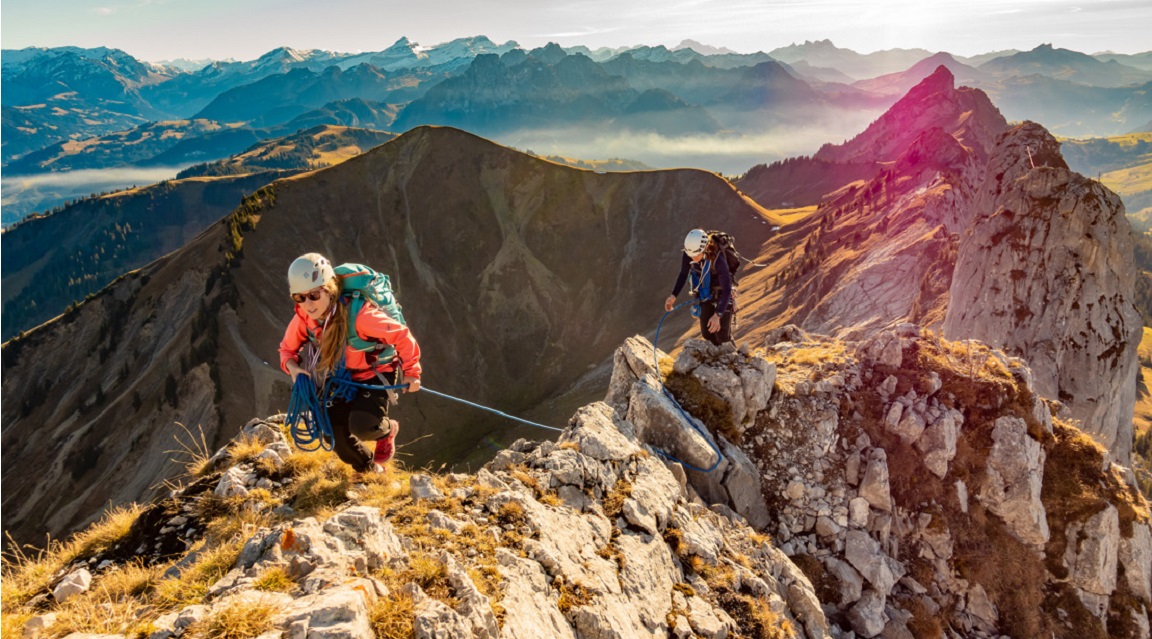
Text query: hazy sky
2 0 1149 62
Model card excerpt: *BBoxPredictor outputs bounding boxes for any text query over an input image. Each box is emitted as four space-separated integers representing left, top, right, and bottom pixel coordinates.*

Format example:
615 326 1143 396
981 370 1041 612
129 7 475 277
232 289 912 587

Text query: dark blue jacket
671 252 733 314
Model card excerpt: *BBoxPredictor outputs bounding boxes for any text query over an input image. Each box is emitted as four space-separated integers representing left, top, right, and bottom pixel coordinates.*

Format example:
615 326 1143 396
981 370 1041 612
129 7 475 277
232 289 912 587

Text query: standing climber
665 229 735 346
279 253 421 473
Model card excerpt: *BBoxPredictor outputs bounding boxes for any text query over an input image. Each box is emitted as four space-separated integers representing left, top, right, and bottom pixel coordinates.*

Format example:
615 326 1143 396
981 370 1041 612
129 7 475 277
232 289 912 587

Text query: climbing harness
652 301 724 473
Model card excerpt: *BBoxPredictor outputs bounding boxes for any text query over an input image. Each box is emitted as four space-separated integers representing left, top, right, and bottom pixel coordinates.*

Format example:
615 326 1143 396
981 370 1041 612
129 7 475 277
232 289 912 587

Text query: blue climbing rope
286 374 335 451
652 301 725 473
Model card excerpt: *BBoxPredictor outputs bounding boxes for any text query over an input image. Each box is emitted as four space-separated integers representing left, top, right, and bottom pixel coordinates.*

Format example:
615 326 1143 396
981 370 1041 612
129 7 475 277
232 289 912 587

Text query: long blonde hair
316 278 347 374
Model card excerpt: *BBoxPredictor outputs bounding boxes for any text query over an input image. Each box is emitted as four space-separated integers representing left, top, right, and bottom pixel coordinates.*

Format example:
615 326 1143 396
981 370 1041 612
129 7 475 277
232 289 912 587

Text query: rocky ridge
610 328 1150 638
14 326 1149 639
13 382 831 639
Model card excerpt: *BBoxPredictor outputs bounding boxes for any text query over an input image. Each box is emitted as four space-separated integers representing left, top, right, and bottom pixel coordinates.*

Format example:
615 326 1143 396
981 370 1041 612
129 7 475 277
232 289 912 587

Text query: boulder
977 416 1049 549
844 530 903 596
916 408 961 478
409 474 445 501
858 449 893 512
847 589 887 637
52 568 92 603
1064 505 1120 598
1120 521 1152 601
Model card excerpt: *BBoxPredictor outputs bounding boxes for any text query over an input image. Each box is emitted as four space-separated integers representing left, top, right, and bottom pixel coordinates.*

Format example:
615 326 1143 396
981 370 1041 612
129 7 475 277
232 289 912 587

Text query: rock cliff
943 122 1143 461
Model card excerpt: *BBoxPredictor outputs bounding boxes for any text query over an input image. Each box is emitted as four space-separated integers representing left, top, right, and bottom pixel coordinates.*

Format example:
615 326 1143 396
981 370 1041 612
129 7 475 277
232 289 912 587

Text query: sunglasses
291 289 326 304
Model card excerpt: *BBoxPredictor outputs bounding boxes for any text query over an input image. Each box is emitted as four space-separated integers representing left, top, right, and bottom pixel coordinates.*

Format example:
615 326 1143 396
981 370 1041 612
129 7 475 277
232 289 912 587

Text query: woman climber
279 252 421 473
665 229 735 346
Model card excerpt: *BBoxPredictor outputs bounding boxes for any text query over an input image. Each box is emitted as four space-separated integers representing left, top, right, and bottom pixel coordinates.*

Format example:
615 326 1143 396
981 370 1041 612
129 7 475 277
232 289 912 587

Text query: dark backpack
707 230 743 283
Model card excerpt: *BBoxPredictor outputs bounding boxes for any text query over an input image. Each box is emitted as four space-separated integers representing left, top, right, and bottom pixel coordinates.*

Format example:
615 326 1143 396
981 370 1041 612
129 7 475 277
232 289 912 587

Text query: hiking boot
372 419 400 465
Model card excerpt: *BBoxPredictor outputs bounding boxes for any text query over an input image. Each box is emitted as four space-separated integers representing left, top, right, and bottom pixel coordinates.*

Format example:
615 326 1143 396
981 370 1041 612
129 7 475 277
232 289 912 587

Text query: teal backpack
331 263 407 363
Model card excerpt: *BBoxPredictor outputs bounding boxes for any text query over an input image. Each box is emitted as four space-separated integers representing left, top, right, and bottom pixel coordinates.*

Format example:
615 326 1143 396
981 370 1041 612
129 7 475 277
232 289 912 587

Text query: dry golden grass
251 566 295 592
602 479 633 519
1 610 32 639
282 449 356 516
184 596 277 639
227 434 270 465
774 342 847 368
49 596 155 639
764 205 818 224
168 422 215 478
369 587 415 639
554 577 595 614
1 503 144 608
92 558 168 601
151 538 244 610
739 593 798 639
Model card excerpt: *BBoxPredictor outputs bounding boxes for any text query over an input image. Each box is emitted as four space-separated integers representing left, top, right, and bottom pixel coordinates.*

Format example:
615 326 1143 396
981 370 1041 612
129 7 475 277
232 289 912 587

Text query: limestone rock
409 474 445 501
858 449 893 512
845 530 903 597
215 465 256 498
1064 505 1120 598
944 122 1142 463
978 416 1049 549
496 549 577 639
52 568 92 603
1120 521 1152 601
627 379 720 471
606 336 666 415
847 589 887 637
283 585 375 639
916 408 961 478
22 613 57 638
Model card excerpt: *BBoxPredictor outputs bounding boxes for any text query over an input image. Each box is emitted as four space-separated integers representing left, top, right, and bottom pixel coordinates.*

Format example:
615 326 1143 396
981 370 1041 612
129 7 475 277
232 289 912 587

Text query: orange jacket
279 298 422 382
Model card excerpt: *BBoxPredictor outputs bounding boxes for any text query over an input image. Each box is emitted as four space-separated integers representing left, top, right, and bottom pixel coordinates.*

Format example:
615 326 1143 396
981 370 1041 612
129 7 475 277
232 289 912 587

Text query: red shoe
372 420 400 465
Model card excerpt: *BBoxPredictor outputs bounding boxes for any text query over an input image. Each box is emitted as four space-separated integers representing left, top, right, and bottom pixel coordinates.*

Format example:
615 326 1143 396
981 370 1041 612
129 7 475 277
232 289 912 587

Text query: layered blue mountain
979 43 1152 87
191 64 443 127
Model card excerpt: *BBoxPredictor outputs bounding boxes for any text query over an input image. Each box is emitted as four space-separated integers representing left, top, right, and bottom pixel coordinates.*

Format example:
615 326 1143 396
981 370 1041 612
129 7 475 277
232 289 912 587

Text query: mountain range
4 40 1149 190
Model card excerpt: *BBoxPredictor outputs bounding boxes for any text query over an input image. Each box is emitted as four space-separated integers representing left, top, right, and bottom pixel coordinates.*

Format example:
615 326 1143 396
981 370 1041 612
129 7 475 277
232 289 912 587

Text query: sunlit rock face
944 122 1141 462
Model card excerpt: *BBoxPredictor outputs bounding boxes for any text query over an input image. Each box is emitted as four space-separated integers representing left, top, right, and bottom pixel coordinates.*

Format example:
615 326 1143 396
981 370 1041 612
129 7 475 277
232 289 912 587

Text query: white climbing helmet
287 253 335 294
683 229 709 257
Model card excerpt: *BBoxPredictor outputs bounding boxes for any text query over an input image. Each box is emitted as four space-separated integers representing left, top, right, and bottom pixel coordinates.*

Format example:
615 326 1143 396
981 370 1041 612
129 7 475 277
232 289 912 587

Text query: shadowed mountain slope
0 126 778 544
1 171 300 340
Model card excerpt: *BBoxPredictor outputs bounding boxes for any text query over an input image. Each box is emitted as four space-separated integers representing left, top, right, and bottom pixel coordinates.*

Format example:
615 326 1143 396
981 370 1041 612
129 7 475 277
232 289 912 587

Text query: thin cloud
93 7 115 15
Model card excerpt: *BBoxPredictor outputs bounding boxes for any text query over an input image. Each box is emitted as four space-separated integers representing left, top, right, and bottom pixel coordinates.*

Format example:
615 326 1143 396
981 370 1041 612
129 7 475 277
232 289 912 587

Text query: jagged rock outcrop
615 328 1150 638
23 386 832 639
944 122 1143 462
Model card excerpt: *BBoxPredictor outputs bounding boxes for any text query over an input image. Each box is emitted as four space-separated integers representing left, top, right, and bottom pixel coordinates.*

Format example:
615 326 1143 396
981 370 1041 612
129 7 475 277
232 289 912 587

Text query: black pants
327 371 395 471
698 301 733 346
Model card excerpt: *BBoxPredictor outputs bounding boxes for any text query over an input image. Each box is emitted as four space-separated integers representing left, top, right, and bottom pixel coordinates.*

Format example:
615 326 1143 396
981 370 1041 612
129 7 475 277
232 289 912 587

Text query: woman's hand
286 360 310 381
707 315 721 334
665 295 676 312
406 379 421 393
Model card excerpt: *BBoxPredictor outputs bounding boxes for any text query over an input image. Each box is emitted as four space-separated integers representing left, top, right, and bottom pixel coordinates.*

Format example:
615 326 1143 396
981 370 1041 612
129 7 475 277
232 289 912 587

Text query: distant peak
923 65 956 87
